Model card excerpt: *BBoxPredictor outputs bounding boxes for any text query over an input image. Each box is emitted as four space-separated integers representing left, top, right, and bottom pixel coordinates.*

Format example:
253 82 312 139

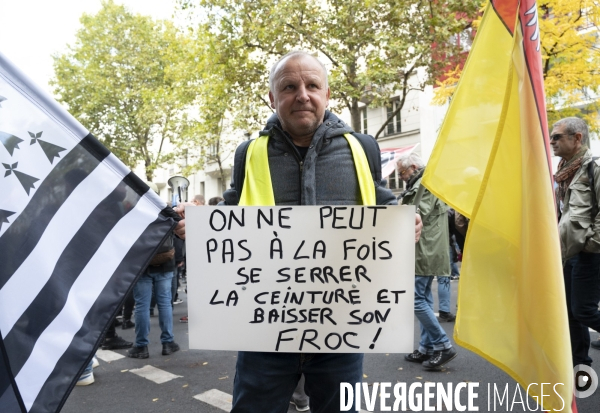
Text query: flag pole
413 184 426 215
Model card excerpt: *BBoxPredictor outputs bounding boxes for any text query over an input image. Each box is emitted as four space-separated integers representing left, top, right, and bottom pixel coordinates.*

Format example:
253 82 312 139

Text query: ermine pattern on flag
0 52 175 413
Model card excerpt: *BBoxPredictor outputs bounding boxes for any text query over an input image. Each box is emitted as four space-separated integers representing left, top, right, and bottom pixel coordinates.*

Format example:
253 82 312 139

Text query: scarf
555 147 587 204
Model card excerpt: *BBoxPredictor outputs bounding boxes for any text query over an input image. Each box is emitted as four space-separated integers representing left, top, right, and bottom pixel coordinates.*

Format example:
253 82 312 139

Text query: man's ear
268 91 275 108
574 132 584 145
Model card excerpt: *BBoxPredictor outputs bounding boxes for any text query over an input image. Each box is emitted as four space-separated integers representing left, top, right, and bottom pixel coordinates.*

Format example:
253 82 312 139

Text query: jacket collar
406 168 425 190
261 110 353 142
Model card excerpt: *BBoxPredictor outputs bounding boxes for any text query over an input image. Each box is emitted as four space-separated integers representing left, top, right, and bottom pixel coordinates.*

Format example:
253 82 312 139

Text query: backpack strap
349 132 382 182
343 134 376 205
230 139 254 204
588 156 599 220
232 132 382 199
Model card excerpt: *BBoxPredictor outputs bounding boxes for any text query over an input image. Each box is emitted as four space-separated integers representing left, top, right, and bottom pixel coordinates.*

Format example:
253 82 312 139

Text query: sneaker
101 334 133 350
162 341 180 356
173 298 184 305
404 350 431 363
591 338 600 350
290 398 310 412
76 370 94 386
127 346 149 359
121 320 135 330
438 311 456 322
422 347 457 370
180 316 188 323
92 356 99 368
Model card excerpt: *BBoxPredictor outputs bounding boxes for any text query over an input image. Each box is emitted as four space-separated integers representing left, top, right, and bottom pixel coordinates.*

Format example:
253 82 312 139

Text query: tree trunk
215 137 227 195
145 157 152 182
349 98 361 133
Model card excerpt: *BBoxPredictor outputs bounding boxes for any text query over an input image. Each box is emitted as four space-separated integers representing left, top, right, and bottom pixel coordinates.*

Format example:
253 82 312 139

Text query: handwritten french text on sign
186 206 415 353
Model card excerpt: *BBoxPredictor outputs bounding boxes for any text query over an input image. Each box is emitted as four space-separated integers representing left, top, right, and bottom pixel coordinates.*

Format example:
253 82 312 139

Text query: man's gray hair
193 194 205 205
397 153 425 170
553 117 590 147
269 51 328 91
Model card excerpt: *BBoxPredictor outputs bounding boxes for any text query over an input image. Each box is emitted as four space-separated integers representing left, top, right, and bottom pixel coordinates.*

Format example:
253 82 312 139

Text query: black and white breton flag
0 53 176 412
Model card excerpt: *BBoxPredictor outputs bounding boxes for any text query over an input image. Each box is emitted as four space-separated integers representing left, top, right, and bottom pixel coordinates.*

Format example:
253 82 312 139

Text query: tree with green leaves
178 0 479 139
176 25 268 191
52 0 200 181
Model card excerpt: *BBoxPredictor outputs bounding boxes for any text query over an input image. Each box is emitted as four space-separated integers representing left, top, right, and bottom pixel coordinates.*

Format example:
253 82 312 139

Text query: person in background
192 194 205 206
172 236 185 306
208 196 224 205
448 236 461 281
551 117 600 360
447 209 463 281
76 355 99 386
179 196 224 324
397 152 458 370
127 184 182 359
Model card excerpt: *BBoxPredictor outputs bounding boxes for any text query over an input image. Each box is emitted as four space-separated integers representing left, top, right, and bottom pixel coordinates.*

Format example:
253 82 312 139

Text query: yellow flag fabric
422 1 572 411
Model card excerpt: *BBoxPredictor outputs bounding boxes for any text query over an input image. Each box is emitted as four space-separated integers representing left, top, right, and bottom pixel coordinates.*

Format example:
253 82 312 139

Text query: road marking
96 349 125 362
194 389 232 411
193 388 370 412
130 365 183 384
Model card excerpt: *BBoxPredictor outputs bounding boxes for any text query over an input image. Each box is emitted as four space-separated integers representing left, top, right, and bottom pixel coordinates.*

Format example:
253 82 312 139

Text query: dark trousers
564 251 600 366
232 352 363 413
123 289 135 321
105 319 117 339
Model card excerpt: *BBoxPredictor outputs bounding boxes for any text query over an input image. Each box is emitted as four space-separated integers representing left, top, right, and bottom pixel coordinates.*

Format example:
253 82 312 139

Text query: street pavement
62 278 600 413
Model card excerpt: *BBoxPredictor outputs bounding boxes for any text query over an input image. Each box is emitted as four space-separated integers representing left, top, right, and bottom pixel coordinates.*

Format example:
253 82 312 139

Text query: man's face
269 55 330 143
550 123 581 160
398 164 416 183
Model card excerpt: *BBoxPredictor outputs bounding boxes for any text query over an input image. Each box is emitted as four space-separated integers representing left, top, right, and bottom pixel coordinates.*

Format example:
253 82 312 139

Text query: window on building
580 7 595 30
385 101 402 136
458 28 473 52
360 107 368 134
387 169 405 191
208 142 218 159
388 169 398 190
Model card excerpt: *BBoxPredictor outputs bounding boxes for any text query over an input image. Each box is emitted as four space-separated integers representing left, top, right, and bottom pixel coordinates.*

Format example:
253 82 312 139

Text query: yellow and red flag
422 0 573 411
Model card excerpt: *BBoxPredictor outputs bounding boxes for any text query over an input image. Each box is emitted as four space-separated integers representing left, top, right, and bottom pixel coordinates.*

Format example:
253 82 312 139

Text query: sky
0 0 177 94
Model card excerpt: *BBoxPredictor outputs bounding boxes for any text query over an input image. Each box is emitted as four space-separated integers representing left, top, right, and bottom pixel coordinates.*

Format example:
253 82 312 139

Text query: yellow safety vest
239 133 376 206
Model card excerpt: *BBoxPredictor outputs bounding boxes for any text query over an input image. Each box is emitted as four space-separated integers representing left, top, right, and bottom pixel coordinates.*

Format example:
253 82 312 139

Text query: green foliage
51 0 200 181
176 24 268 186
178 0 479 138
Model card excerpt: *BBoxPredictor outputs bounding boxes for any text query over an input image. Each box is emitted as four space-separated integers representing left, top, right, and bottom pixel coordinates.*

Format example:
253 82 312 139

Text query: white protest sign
186 205 415 353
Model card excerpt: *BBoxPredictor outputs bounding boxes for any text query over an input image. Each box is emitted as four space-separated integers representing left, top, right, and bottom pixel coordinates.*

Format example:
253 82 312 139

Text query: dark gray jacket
223 111 397 206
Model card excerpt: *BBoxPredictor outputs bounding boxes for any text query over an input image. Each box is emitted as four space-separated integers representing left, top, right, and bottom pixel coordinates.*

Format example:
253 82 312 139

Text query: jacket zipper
274 125 305 184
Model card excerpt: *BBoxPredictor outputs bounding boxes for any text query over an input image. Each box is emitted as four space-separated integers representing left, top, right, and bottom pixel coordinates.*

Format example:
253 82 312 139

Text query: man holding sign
221 51 421 413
